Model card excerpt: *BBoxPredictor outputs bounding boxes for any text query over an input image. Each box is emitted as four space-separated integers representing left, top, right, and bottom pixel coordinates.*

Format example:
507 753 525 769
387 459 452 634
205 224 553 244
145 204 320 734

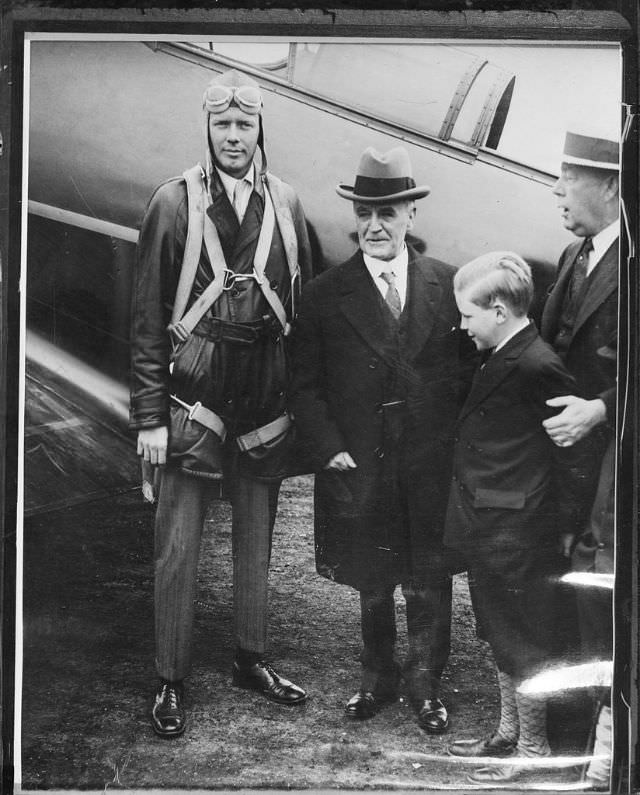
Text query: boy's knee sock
496 669 519 744
516 691 551 757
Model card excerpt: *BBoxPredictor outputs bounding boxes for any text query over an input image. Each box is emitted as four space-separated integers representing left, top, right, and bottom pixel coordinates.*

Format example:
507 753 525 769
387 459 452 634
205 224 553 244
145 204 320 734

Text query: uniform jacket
444 322 590 563
129 167 313 437
540 237 618 423
290 246 476 591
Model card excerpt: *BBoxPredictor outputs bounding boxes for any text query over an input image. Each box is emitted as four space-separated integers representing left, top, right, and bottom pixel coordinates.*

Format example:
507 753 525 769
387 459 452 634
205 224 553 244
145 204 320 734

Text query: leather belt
192 315 281 345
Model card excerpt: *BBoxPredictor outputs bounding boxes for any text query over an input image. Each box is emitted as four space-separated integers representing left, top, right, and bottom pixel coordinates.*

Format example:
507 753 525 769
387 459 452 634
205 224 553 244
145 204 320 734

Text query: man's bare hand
137 426 169 465
543 396 606 447
324 451 357 471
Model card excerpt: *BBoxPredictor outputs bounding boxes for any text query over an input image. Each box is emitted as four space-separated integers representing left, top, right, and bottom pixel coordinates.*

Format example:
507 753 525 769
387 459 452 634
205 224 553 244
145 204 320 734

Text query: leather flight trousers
154 467 280 682
359 579 453 702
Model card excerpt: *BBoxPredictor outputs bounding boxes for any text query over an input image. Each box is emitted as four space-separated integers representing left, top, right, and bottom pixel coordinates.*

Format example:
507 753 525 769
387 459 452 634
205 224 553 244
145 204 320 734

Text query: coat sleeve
289 279 348 469
129 181 185 430
525 352 594 538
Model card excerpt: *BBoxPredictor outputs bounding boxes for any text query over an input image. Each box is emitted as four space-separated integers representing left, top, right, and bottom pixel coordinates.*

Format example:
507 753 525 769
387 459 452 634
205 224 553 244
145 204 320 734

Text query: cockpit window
203 41 290 71
187 40 620 175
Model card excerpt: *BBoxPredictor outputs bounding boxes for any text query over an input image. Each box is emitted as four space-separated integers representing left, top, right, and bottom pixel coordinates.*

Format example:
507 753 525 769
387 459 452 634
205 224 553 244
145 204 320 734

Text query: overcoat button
270 280 279 290
374 446 385 459
369 358 378 369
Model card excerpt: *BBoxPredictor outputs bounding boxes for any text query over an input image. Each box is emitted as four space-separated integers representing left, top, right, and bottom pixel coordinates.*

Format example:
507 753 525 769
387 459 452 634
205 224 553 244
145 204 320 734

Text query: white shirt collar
216 164 255 203
494 317 531 353
588 218 619 275
363 245 409 308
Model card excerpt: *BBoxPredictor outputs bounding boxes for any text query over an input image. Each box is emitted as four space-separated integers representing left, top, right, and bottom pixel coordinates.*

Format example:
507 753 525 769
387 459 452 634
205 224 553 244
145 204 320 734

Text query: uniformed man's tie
379 271 402 320
570 236 594 298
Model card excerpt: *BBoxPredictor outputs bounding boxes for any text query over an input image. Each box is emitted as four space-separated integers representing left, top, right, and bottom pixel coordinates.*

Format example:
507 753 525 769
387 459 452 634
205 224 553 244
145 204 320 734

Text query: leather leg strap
235 413 291 452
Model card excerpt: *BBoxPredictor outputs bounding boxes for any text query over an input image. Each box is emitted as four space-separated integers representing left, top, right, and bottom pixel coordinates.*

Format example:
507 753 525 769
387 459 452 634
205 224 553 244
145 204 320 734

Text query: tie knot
379 271 397 287
581 237 594 257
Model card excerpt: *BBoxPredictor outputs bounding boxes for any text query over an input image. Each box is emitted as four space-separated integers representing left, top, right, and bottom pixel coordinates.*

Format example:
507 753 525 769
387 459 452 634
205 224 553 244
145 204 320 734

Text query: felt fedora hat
336 146 430 203
561 120 619 171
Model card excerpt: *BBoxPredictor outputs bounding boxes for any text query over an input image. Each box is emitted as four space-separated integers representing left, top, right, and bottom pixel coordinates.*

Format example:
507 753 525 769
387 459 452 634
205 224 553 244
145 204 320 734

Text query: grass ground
20 476 593 790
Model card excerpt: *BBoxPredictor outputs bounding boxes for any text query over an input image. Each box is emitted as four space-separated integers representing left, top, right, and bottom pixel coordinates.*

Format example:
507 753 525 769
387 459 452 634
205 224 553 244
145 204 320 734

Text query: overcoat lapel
337 253 396 363
459 323 538 420
541 238 618 341
540 241 579 340
574 241 618 336
402 253 443 362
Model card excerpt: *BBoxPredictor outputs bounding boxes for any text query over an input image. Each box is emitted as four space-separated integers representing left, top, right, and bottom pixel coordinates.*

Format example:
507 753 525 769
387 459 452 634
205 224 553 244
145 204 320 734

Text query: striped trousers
154 467 280 682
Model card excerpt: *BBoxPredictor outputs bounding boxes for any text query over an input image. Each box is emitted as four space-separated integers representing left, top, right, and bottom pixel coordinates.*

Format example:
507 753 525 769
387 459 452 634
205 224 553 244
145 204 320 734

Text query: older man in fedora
541 123 619 460
130 68 312 737
540 122 619 641
540 124 619 789
291 146 475 731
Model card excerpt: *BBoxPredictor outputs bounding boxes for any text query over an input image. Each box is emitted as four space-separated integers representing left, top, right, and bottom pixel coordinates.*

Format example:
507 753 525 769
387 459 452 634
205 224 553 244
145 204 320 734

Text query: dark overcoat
542 240 619 662
540 238 618 418
290 247 476 591
540 237 618 499
443 323 591 678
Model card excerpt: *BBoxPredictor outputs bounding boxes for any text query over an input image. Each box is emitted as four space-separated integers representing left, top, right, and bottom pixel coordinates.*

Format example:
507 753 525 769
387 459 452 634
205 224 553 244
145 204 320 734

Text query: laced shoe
232 660 307 704
151 680 186 738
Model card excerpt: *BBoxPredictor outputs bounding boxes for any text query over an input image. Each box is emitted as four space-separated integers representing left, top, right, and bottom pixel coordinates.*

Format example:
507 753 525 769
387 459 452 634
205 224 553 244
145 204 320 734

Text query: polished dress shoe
232 661 307 705
345 689 395 720
449 732 516 757
151 680 186 738
416 698 449 734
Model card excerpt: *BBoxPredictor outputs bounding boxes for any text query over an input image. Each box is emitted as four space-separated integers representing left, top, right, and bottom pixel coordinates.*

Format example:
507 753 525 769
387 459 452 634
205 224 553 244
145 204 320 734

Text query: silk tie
379 271 402 320
571 236 594 298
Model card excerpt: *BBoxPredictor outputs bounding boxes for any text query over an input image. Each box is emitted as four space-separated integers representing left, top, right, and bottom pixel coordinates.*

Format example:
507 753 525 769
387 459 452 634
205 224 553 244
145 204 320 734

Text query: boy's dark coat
443 322 591 676
445 321 588 558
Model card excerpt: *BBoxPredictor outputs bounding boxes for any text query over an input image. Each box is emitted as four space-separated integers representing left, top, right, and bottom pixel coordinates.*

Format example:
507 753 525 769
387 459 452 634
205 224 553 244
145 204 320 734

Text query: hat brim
562 155 619 171
336 183 431 203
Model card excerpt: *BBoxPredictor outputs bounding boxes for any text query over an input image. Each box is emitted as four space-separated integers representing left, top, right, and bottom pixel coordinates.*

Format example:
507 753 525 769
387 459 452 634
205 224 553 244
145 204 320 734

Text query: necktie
379 271 402 320
571 236 594 298
232 179 248 223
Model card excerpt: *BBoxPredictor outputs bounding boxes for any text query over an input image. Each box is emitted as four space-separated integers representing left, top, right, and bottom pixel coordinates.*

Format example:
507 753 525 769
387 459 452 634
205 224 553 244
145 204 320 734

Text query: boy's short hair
454 251 533 317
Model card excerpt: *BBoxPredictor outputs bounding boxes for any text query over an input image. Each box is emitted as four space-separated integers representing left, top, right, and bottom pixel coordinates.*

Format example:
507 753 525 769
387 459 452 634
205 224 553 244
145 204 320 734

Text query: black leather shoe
232 661 307 705
449 732 516 757
345 689 395 720
417 698 449 734
151 680 186 738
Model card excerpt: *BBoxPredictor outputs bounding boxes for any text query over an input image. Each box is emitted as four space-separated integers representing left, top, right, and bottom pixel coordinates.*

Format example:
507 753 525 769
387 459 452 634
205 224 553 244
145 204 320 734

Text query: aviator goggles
203 84 263 115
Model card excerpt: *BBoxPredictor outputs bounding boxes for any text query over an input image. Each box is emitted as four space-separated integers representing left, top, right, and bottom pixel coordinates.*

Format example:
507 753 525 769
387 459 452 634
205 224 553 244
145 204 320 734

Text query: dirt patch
20 476 591 790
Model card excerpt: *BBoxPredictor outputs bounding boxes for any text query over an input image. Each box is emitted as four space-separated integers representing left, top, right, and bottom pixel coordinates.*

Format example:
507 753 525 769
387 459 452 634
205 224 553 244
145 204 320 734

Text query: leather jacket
129 167 313 440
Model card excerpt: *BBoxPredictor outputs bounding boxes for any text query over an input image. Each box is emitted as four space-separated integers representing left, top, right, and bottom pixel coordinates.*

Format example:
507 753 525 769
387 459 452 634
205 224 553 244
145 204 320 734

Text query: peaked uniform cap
336 146 431 203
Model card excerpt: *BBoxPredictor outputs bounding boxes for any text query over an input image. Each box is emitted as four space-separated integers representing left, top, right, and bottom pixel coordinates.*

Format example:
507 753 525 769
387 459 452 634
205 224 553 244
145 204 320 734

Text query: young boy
444 251 589 783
